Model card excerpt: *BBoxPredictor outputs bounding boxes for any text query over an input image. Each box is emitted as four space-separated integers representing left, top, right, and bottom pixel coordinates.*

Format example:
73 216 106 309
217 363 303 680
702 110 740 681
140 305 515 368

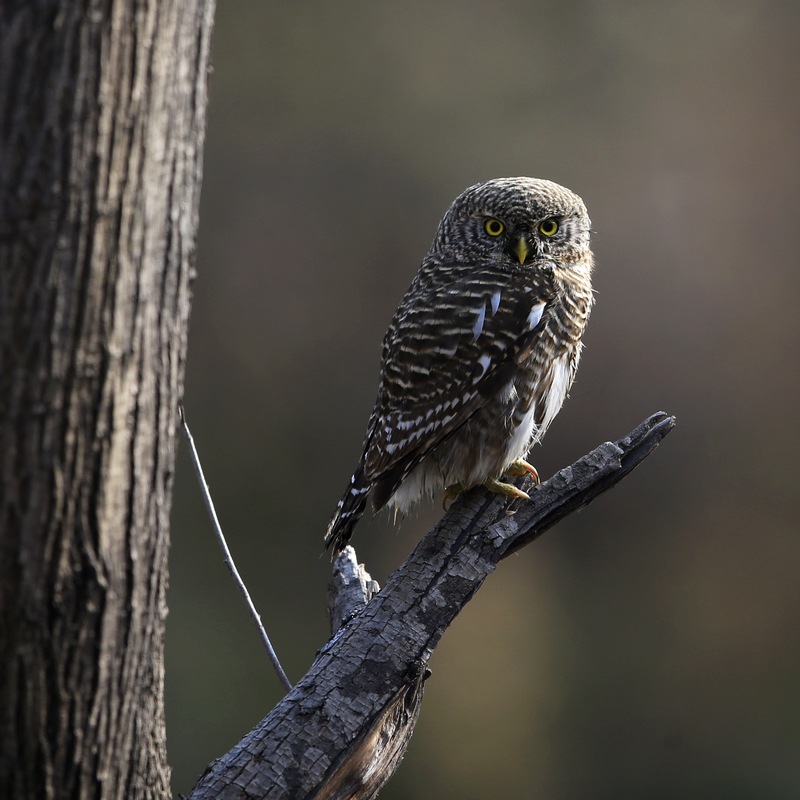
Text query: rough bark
0 1 214 798
327 551 381 636
188 412 675 800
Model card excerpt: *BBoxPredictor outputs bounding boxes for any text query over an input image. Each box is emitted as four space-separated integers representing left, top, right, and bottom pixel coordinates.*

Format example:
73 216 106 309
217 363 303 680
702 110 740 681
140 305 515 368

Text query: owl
325 177 594 553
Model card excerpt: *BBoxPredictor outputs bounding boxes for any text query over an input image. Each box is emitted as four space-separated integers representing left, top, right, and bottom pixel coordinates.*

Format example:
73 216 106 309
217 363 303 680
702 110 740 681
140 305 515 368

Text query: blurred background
166 1 800 797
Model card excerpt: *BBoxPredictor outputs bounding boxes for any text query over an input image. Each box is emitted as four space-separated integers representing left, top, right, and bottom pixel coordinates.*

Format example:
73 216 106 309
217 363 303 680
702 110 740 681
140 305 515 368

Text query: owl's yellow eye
538 218 559 237
484 218 505 236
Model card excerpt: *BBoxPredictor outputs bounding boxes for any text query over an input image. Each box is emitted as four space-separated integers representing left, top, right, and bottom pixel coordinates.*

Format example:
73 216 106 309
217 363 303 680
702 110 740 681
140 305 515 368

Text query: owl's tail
324 464 371 554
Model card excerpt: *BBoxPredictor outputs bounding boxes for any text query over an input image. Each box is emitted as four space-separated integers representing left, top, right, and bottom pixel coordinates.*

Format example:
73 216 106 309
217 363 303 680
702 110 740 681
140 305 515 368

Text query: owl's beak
513 235 530 265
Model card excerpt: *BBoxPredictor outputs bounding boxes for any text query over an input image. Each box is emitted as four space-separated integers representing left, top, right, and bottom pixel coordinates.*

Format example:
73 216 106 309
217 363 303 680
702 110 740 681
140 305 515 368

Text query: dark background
166 2 800 797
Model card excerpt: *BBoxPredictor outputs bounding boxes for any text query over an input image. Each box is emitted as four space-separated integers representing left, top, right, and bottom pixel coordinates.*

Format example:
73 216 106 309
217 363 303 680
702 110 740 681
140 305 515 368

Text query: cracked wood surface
188 412 675 800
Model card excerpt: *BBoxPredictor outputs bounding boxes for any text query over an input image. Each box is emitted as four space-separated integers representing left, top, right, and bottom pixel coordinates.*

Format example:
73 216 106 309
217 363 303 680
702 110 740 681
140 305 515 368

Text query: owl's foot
442 474 532 510
503 459 540 484
442 481 474 510
483 478 531 501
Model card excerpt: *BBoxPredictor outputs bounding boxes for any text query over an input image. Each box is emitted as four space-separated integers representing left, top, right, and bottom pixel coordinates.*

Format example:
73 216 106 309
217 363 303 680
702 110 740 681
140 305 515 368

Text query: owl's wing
365 265 555 510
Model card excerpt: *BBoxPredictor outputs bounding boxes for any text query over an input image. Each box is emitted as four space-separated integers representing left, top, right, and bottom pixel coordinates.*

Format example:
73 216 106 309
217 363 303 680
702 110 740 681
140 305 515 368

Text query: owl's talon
504 459 540 484
483 478 531 501
442 482 469 510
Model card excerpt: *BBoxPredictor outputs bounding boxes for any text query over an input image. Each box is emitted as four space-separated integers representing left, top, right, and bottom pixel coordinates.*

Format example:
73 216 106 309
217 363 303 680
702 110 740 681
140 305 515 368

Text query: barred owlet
325 177 593 553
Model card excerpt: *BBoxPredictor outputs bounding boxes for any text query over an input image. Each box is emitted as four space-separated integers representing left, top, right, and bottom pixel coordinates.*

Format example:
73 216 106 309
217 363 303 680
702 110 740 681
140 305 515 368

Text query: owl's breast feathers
362 260 589 511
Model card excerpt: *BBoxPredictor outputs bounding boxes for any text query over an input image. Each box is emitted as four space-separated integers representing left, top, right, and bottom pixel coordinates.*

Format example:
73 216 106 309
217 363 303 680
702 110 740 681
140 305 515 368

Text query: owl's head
430 177 592 272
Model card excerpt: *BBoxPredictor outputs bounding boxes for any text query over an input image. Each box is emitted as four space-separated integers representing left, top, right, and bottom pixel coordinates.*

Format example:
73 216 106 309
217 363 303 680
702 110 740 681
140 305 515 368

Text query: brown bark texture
188 412 675 800
0 1 214 798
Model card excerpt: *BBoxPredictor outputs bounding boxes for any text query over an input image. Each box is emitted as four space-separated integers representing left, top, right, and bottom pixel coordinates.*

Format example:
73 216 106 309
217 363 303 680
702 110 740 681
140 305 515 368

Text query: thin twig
179 406 293 693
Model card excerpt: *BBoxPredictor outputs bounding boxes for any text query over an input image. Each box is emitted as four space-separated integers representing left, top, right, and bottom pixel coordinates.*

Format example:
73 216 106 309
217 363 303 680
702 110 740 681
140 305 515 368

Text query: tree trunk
0 1 214 797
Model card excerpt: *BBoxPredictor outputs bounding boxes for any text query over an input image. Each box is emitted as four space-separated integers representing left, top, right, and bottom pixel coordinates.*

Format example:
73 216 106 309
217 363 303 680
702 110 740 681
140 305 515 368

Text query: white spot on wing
527 302 546 331
490 290 501 315
397 415 424 431
472 304 486 341
433 341 459 357
472 354 492 383
497 379 516 404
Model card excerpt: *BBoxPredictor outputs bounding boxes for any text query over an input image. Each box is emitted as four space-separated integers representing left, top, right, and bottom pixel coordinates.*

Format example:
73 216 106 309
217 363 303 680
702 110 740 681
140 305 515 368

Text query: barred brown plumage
325 177 594 553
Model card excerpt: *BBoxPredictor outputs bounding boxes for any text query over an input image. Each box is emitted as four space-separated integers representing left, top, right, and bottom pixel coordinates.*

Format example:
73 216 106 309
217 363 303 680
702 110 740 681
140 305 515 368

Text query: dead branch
187 412 675 800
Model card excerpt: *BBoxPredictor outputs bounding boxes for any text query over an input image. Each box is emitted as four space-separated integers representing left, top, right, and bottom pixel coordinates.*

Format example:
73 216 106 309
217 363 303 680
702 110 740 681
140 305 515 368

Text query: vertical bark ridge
0 1 215 797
